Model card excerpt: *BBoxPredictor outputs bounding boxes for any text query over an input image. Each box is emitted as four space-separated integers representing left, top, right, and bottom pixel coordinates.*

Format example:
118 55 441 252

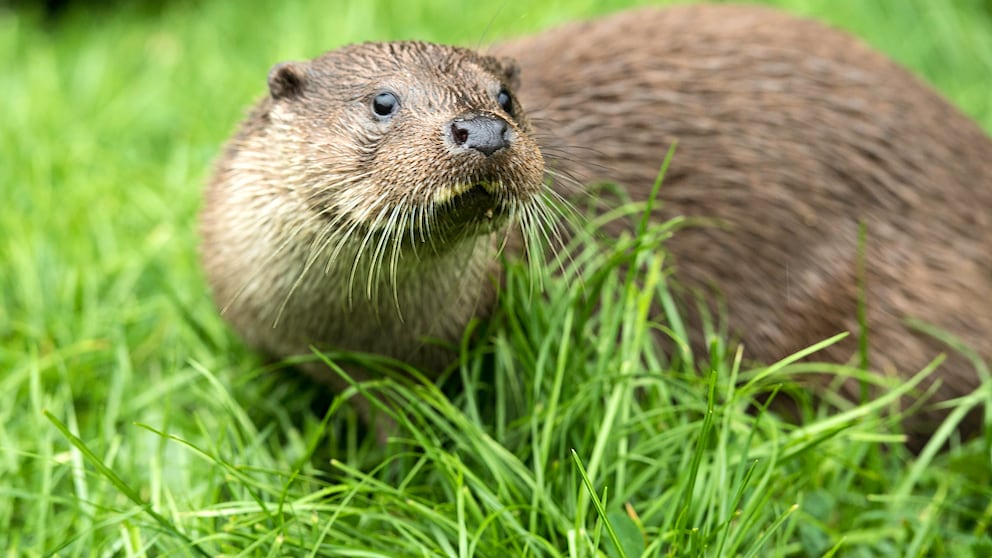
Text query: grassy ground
2 0 992 556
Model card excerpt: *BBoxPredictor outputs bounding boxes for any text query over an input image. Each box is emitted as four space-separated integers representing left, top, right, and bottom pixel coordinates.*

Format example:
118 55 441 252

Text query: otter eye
372 91 400 118
497 88 514 116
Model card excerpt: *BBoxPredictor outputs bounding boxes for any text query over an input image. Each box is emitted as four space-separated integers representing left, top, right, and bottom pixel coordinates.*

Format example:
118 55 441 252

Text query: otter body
202 5 992 438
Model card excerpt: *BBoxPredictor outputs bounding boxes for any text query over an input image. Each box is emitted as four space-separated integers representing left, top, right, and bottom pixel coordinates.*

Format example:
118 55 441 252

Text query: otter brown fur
202 4 992 442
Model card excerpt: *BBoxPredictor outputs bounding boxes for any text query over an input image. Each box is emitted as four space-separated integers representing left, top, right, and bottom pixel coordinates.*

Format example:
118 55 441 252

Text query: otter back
495 4 992 443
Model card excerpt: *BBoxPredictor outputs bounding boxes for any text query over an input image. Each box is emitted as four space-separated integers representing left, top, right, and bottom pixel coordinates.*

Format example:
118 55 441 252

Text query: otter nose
449 115 510 156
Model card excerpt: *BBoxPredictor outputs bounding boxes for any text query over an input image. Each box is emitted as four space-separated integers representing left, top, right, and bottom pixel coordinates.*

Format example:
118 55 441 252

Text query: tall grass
2 0 991 555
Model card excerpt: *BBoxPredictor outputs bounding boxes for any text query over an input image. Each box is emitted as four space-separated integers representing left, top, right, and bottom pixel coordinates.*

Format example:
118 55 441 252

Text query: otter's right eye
372 92 400 118
497 88 514 116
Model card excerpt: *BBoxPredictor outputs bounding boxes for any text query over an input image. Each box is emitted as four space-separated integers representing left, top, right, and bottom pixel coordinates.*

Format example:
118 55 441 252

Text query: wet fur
202 5 992 443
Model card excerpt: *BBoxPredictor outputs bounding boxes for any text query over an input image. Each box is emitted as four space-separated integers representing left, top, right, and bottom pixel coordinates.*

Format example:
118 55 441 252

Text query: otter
201 4 992 443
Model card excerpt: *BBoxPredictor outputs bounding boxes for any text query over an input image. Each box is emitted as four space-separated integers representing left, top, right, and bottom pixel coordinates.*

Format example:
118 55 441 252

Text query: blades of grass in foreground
669 366 719 557
740 503 798 558
44 411 211 558
571 449 640 558
636 142 678 238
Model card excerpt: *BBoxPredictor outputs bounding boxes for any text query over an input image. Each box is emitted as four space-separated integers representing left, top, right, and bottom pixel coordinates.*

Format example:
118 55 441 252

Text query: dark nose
449 115 510 156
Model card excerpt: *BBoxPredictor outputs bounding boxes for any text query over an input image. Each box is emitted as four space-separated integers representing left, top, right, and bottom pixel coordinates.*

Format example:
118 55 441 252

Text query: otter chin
202 5 992 447
434 181 512 227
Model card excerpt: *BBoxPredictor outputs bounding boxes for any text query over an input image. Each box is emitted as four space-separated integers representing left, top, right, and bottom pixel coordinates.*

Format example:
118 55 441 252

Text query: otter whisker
543 170 586 220
520 202 549 296
347 202 390 308
387 203 411 314
369 201 407 317
274 209 355 327
324 213 366 277
367 202 402 301
423 201 442 257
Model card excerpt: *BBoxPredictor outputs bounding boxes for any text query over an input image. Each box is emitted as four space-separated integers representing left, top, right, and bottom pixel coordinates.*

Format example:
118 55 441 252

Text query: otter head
263 42 546 261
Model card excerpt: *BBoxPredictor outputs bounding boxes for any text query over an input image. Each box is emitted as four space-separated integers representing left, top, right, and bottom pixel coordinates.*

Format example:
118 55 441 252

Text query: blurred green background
1 0 991 555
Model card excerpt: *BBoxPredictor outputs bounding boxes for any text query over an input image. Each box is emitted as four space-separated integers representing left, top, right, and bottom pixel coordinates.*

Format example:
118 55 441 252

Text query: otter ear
268 61 308 100
496 56 522 90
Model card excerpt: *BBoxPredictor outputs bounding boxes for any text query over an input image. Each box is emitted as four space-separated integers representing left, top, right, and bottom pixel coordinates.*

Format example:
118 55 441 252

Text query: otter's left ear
496 56 522 91
268 61 309 100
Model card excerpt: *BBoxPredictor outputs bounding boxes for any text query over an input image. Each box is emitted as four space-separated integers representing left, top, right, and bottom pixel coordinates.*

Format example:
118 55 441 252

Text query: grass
2 0 992 555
